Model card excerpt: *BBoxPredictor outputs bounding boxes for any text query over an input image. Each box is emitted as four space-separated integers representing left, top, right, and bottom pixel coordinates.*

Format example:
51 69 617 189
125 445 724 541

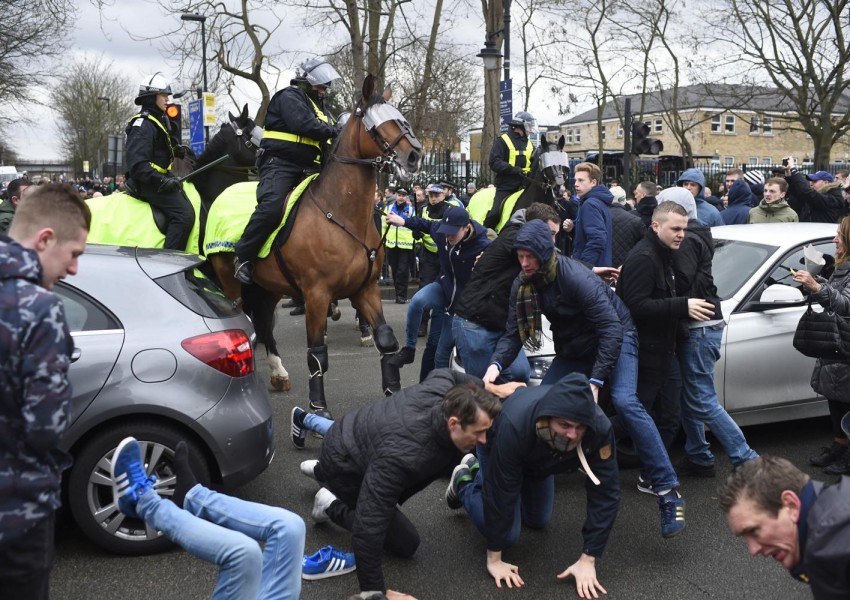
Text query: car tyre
67 421 211 555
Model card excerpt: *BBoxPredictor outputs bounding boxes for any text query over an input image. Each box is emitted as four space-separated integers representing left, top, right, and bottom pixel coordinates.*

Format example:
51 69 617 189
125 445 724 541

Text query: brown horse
211 75 421 417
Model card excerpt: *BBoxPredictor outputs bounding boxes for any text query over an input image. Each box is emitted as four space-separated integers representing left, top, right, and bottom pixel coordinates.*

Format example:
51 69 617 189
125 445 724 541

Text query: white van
0 166 22 186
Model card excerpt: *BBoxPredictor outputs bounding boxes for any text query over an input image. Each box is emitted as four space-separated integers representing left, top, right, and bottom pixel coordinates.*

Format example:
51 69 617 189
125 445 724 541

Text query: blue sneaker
111 437 156 519
658 489 685 538
302 545 356 580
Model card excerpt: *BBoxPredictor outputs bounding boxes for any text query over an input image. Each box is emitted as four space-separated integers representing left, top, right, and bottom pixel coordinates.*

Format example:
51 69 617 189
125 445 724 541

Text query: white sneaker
300 459 318 480
312 487 337 523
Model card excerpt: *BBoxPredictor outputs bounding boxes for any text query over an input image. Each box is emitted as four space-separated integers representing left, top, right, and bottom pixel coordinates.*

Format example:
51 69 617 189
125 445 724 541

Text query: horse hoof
270 375 291 392
330 306 342 321
360 335 374 347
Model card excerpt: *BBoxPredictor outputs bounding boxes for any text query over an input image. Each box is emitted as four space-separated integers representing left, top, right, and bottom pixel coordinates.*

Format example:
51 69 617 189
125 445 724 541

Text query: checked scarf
516 252 558 351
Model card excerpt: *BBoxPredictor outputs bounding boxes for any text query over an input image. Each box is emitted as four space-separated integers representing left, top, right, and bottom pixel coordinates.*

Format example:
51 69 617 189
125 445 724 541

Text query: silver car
58 246 275 555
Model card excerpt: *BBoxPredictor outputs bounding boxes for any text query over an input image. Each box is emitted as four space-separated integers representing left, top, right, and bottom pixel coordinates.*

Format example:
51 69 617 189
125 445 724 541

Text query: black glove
174 144 196 161
157 176 181 193
511 166 525 177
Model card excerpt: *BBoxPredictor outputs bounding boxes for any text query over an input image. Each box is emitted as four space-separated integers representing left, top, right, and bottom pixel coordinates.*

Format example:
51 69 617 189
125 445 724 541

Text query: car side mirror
744 283 805 312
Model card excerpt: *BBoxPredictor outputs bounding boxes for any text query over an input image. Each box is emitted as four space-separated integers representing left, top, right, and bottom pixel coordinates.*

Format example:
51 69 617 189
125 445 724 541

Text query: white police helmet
300 59 342 89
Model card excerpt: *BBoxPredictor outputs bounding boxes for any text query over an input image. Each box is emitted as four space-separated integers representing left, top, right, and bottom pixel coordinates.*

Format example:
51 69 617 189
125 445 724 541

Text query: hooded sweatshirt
721 179 756 225
573 184 613 267
0 236 74 544
677 168 724 228
747 198 799 224
482 372 620 555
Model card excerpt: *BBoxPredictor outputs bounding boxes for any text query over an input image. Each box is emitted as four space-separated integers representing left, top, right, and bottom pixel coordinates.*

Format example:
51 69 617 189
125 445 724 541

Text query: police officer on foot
484 111 536 229
234 58 342 284
125 73 194 251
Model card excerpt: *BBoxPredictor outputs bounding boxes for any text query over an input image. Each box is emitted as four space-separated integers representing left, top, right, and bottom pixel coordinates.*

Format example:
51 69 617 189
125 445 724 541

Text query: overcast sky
10 0 565 163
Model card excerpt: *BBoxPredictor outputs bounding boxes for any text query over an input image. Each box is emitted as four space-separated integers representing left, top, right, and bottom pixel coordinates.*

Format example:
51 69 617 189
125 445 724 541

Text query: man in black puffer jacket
783 157 848 224
301 370 515 599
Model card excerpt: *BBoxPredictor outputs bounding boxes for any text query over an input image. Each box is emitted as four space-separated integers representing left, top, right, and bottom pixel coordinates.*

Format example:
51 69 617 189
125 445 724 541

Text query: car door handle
71 348 82 363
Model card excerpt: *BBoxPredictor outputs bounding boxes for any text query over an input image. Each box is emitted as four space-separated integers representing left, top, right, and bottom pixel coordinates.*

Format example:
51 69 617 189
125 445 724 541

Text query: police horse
208 75 422 418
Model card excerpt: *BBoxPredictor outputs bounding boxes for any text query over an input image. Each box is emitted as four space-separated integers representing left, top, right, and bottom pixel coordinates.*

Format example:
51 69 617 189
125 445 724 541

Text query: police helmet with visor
135 72 172 105
508 111 537 136
300 59 342 90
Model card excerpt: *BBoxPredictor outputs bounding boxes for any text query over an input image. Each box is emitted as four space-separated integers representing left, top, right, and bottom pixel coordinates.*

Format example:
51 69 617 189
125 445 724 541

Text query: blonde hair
9 183 91 242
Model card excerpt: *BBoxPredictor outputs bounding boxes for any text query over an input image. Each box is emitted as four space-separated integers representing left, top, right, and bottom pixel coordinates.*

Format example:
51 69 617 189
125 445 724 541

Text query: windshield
712 239 778 300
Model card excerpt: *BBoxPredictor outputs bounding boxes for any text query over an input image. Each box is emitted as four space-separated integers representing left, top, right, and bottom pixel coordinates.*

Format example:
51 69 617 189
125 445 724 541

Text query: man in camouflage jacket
0 183 89 599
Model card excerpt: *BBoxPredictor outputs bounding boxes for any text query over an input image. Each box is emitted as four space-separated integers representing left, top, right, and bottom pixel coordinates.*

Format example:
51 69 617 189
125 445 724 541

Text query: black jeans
386 247 413 300
236 157 306 262
0 512 55 600
137 180 194 251
483 186 519 229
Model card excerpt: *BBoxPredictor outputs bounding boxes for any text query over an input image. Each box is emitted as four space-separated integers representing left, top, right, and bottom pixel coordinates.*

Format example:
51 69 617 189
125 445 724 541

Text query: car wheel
67 421 211 555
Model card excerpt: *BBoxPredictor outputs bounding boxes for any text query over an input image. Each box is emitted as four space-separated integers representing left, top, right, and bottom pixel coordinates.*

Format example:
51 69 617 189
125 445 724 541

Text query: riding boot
381 354 401 396
307 344 332 420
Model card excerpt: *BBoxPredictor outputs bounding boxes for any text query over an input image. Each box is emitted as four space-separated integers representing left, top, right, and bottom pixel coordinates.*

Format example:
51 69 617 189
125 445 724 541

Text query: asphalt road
52 298 824 600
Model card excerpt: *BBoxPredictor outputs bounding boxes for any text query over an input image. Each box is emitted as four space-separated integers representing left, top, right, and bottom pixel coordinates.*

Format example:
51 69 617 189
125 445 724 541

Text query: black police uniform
235 80 337 263
125 106 193 250
484 128 532 229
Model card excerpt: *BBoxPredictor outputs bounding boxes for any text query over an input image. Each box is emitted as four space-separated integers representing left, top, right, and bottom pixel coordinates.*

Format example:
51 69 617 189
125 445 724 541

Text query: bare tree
52 56 135 177
715 0 850 168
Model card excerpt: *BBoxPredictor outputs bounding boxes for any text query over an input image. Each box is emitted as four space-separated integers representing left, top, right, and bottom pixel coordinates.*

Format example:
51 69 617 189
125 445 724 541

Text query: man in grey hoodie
677 168 724 227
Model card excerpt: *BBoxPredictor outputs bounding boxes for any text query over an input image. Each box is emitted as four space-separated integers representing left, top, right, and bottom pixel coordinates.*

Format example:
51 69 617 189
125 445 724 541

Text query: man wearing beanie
743 169 765 205
483 219 687 539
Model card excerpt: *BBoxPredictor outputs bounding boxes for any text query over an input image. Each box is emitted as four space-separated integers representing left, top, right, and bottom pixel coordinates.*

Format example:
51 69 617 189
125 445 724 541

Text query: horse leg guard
307 344 332 419
375 324 401 395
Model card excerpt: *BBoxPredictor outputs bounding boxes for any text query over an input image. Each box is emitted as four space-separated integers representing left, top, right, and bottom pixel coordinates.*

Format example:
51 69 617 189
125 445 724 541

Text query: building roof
560 84 815 126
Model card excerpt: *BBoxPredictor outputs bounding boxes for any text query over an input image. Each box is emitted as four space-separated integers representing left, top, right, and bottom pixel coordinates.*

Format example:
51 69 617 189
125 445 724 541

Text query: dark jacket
491 253 633 384
635 195 657 229
809 262 850 403
482 373 620 555
489 129 531 191
785 172 849 224
792 478 850 599
261 81 337 168
609 203 645 266
721 179 756 225
402 216 491 311
618 230 689 353
0 237 73 544
318 369 481 592
672 219 723 322
678 168 724 227
0 197 15 235
125 105 177 186
573 184 614 267
454 210 527 331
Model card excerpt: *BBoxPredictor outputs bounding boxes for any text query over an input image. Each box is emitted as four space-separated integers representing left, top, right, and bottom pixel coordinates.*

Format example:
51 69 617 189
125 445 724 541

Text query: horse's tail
241 284 280 358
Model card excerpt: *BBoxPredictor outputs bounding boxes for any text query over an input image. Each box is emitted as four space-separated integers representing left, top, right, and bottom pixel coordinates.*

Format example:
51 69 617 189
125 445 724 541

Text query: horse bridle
519 148 568 195
216 119 262 177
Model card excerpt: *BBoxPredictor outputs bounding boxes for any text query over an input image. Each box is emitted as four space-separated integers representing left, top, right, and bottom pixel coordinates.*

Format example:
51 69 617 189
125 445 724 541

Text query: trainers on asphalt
658 489 686 538
445 457 476 510
300 459 318 480
233 258 253 285
809 442 849 467
823 446 850 475
676 458 716 478
636 475 657 496
291 406 307 449
302 545 356 580
312 487 337 523
111 437 156 519
386 346 415 369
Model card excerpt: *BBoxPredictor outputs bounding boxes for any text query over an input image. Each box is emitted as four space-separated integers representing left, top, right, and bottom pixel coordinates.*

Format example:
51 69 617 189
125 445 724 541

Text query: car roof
84 245 204 278
711 223 836 248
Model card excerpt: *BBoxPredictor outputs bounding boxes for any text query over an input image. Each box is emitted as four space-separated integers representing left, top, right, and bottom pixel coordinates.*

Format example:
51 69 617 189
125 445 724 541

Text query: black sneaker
386 346 415 369
291 406 307 449
290 306 306 316
809 442 849 467
445 454 477 509
823 447 850 475
676 458 716 478
637 475 657 496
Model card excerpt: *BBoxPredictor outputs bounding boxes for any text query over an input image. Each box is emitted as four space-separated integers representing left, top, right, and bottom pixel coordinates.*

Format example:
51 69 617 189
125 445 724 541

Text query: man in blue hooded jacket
572 162 613 267
721 179 757 225
678 168 724 227
447 373 620 597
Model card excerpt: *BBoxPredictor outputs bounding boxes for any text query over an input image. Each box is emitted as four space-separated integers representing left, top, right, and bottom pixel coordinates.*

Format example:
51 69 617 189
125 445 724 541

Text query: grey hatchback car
57 246 275 555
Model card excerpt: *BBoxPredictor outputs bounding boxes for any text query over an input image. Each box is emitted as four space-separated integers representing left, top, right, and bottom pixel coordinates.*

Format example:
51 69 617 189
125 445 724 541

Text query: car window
760 240 836 291
712 239 778 300
154 267 240 319
54 283 122 332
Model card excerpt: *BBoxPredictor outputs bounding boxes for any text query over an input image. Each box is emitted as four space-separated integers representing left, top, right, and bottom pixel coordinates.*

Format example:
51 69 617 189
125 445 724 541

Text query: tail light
181 330 254 377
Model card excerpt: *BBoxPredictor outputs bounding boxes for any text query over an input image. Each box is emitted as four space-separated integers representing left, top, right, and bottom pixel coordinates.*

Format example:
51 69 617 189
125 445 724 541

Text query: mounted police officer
484 111 536 230
125 73 194 251
234 58 342 284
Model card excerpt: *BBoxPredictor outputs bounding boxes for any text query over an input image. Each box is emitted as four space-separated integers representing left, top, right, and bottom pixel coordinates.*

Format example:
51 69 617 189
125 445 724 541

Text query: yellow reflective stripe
307 97 330 124
149 162 171 174
501 133 532 174
264 130 321 147
130 112 175 173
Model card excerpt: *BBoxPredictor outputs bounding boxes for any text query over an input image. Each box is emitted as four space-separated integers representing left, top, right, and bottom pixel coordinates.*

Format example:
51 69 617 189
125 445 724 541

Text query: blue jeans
137 485 305 600
304 413 333 436
457 442 554 547
540 331 678 491
677 325 758 466
405 282 447 348
452 316 530 382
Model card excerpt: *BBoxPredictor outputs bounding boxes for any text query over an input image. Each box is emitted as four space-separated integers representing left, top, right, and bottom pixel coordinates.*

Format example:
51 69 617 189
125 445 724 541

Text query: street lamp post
97 96 111 180
181 12 209 143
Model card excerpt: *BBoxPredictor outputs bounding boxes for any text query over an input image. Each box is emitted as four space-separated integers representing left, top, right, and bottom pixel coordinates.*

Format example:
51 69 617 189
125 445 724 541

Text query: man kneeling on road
290 369 523 600
446 373 619 599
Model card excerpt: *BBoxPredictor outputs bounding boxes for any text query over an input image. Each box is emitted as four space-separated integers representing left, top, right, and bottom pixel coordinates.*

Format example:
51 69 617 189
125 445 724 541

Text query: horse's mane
365 92 387 109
